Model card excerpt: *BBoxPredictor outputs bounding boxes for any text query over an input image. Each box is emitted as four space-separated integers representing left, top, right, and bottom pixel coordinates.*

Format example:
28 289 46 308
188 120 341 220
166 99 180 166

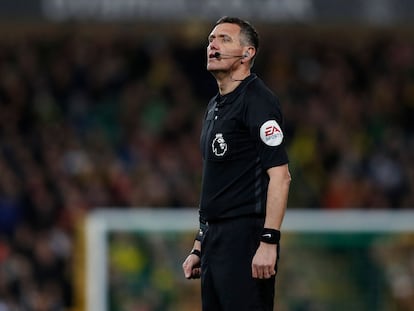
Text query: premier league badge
212 133 228 156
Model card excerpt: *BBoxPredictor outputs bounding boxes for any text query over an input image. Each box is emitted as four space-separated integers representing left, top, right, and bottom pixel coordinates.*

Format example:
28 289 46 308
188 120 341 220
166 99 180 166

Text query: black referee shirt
199 74 289 222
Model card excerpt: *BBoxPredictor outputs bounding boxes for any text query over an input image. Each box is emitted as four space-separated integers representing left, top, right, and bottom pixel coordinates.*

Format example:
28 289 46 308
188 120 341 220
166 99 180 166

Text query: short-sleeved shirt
199 74 289 222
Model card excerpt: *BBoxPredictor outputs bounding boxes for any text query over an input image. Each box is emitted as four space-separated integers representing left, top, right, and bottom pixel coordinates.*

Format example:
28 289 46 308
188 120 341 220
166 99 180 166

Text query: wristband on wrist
260 228 281 244
190 249 201 258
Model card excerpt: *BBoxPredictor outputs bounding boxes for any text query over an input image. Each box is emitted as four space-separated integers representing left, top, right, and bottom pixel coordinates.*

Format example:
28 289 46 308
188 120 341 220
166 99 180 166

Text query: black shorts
201 216 279 311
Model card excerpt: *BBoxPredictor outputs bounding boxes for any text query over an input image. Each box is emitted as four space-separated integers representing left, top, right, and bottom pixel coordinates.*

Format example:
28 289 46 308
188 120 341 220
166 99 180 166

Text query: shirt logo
260 120 283 146
212 133 228 156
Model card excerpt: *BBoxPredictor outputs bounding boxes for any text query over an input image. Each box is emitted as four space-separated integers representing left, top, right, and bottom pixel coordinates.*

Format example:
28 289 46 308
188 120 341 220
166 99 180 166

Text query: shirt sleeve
244 82 289 170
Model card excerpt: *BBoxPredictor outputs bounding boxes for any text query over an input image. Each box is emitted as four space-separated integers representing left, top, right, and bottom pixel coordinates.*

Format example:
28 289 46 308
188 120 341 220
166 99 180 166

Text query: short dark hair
215 16 259 51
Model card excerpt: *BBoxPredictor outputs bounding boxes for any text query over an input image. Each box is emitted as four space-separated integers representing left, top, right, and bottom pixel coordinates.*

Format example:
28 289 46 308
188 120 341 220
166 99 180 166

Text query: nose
208 39 218 51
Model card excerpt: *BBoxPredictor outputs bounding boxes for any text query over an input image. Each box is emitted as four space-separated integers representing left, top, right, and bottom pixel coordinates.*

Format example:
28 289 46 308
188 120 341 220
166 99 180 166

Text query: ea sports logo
265 125 281 136
260 120 283 146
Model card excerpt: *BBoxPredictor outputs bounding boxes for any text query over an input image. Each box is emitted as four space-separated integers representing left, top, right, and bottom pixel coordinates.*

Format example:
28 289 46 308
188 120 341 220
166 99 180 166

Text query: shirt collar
214 74 257 106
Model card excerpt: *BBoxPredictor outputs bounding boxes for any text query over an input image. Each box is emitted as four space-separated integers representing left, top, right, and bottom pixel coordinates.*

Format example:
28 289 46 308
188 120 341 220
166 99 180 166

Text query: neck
214 70 250 95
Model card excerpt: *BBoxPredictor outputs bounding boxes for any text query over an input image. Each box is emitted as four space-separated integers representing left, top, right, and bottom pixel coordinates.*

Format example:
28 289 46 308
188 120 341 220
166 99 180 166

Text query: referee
182 16 291 311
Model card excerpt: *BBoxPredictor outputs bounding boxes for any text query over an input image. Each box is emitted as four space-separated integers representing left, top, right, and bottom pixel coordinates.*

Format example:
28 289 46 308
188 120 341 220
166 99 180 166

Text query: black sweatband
190 249 201 258
260 228 281 244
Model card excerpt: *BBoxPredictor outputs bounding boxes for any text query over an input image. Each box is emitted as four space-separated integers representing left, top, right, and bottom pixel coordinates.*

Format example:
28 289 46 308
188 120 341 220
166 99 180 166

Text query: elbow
267 164 291 187
285 168 292 187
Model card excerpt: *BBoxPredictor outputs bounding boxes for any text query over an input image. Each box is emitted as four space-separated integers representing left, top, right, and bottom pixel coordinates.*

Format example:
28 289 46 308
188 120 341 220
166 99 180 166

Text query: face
206 23 244 72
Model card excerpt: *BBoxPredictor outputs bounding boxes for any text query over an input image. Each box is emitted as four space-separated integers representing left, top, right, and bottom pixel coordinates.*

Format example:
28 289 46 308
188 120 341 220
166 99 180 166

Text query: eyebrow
208 33 232 41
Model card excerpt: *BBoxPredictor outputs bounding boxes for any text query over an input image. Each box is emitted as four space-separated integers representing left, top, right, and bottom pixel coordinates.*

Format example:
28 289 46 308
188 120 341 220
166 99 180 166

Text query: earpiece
244 52 250 58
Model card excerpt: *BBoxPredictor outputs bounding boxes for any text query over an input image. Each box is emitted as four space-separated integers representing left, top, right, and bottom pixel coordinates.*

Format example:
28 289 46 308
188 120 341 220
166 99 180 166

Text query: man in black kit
182 16 291 311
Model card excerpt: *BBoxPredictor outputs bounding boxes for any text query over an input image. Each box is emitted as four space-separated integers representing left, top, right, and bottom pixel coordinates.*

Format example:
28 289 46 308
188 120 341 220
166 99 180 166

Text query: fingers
190 267 201 279
182 255 201 279
183 264 192 279
252 265 276 279
254 269 275 279
183 263 201 279
183 261 194 279
252 243 277 279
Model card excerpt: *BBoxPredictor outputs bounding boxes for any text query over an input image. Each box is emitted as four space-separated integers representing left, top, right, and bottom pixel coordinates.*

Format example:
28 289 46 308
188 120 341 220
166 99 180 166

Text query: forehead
209 23 241 38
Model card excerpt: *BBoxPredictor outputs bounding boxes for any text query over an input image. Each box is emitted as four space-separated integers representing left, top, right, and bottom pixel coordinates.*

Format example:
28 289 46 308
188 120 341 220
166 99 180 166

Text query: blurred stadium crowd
0 24 413 309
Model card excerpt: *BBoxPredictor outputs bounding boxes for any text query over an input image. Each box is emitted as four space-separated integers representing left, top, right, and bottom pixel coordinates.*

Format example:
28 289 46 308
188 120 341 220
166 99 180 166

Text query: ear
243 47 255 60
241 47 254 64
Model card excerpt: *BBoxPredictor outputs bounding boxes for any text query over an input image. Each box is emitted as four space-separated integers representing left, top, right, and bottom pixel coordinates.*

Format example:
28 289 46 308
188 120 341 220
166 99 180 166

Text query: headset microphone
214 52 246 59
212 51 250 82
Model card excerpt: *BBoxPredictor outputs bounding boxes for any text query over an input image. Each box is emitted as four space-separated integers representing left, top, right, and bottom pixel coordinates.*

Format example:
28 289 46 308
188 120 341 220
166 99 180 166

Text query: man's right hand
182 252 201 279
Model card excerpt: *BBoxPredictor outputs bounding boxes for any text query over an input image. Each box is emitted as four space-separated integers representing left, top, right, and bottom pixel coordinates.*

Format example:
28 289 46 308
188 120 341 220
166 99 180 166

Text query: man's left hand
251 242 277 279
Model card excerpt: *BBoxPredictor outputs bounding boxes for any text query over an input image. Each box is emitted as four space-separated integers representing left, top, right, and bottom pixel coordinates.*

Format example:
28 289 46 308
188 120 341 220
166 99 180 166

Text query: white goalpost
85 208 198 311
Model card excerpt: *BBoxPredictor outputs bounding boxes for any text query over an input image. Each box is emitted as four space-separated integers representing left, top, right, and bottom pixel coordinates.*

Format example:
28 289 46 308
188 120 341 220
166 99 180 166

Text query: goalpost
85 208 198 311
85 208 414 311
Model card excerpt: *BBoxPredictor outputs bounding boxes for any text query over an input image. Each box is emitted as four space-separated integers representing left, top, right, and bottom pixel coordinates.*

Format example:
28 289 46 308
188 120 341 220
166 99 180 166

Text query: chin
207 64 221 72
